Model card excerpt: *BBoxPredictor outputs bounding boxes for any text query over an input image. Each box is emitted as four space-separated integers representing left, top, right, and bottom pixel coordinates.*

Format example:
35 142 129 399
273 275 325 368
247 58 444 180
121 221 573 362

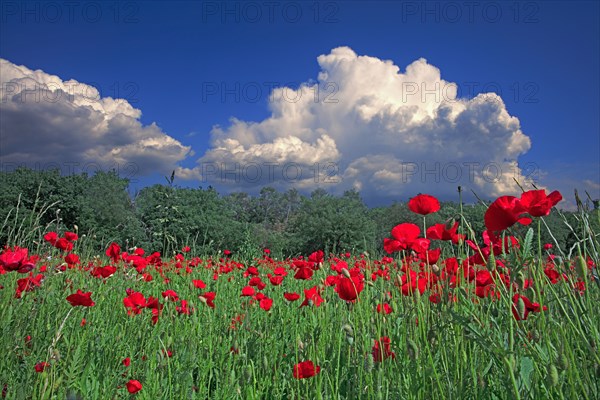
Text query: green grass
0 203 598 399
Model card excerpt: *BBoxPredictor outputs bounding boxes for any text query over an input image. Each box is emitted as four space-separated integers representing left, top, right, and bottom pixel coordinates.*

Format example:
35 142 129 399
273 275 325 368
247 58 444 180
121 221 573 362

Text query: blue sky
1 1 598 207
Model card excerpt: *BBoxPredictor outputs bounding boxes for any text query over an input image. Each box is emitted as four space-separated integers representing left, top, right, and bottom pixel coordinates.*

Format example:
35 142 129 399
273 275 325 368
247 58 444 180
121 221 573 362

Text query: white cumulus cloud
191 46 535 201
0 58 191 176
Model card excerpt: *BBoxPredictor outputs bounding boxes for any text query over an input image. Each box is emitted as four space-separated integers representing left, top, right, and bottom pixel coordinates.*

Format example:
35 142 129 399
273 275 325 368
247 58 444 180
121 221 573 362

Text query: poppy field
0 190 598 399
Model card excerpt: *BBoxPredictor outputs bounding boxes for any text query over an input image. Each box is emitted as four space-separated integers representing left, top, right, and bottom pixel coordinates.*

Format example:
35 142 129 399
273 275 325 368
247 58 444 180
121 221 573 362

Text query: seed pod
546 364 559 387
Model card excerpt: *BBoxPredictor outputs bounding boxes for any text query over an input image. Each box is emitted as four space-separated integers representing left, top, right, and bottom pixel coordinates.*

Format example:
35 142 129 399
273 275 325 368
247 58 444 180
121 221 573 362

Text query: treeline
0 168 592 257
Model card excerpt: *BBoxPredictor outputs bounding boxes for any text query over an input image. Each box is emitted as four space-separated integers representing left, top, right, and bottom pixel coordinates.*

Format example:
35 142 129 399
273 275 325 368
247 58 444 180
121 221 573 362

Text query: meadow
0 190 598 399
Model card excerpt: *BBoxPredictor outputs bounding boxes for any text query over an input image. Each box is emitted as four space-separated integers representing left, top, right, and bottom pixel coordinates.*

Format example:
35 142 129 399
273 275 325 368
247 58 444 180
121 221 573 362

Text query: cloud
0 58 191 177
191 46 536 201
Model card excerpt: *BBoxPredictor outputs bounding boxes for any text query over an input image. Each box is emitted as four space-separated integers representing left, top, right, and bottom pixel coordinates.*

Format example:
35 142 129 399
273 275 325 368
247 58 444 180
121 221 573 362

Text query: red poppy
44 231 58 246
34 362 50 373
284 292 300 301
122 357 131 367
63 231 79 242
66 290 95 307
267 274 284 286
259 297 273 311
176 300 193 315
200 292 216 308
384 223 421 254
90 265 116 279
398 270 427 296
519 189 562 217
55 238 73 252
300 286 324 307
192 279 206 289
123 291 146 315
484 196 531 233
426 221 461 243
126 380 142 394
182 246 191 253
294 266 313 280
15 273 43 298
0 246 35 273
376 303 393 314
64 253 80 266
293 360 321 379
512 294 547 321
106 243 121 263
162 290 179 301
408 194 440 215
308 250 324 264
335 275 364 302
241 286 255 297
372 337 395 362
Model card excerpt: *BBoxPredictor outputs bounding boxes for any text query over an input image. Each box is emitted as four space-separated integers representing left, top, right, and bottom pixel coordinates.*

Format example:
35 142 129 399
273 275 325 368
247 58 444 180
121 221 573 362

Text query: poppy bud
576 255 587 280
413 287 421 302
297 336 305 351
546 364 559 387
364 354 375 373
517 297 526 320
407 339 419 360
431 264 441 276
487 252 496 271
341 324 354 337
341 268 351 279
445 218 456 231
395 274 403 288
427 329 437 346
557 349 569 370
477 373 486 389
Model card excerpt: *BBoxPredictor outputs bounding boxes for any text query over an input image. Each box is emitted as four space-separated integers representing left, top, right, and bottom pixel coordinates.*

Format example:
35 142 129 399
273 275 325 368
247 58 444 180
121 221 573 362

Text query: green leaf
519 356 534 392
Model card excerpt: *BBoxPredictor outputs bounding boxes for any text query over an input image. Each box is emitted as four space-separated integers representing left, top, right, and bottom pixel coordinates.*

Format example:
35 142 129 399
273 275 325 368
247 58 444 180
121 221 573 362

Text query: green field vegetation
0 168 598 399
